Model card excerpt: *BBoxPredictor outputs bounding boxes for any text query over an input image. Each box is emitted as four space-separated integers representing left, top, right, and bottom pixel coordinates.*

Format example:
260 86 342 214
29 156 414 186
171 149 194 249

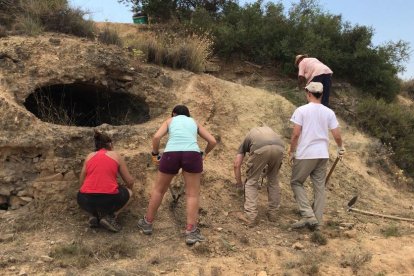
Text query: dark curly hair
94 130 112 151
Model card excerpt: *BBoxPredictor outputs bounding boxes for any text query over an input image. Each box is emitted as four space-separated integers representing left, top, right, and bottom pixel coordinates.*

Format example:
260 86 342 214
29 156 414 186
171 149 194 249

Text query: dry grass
123 26 213 73
341 248 372 274
50 238 137 268
1 0 96 37
98 25 123 46
401 78 414 99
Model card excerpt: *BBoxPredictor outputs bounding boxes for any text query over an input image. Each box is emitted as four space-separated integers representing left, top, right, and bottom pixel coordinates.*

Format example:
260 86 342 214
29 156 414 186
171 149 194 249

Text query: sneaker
185 228 205 245
291 216 319 229
137 217 153 235
88 216 99 228
100 215 121 232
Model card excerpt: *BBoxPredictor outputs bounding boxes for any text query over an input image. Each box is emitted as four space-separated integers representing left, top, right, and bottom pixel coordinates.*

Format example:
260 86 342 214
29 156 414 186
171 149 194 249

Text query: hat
305 82 323 93
294 54 308 66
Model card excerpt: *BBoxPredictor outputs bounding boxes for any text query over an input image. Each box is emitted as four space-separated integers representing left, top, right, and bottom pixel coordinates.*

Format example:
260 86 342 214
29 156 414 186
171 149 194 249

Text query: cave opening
24 83 150 127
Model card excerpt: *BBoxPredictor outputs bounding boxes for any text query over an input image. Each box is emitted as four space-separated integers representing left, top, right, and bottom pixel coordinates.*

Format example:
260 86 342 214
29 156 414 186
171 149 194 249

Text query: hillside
0 29 413 275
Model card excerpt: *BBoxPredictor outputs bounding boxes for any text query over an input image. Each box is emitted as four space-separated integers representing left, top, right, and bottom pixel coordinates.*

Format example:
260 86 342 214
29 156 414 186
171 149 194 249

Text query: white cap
305 82 323 93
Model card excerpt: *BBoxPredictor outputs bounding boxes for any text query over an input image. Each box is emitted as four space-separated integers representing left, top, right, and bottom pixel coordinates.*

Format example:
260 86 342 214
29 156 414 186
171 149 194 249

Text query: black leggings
77 186 130 217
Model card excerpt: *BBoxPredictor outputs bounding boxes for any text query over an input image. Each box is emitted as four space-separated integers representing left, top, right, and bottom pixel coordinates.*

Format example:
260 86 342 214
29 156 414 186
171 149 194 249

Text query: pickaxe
346 196 414 222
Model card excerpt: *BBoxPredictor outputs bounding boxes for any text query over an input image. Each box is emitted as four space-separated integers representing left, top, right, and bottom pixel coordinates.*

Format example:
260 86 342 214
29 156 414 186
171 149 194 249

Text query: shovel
325 156 340 187
346 196 414 222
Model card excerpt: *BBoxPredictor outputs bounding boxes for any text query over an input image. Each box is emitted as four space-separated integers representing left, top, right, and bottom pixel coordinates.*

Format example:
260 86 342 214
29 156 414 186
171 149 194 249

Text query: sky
69 0 414 80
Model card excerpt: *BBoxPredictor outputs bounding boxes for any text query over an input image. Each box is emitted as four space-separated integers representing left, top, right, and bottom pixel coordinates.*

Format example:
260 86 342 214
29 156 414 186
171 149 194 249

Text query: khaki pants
290 159 328 223
244 145 284 221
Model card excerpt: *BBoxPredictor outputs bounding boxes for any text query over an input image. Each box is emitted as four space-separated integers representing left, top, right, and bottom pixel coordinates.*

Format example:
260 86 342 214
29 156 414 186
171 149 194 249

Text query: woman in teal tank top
137 105 217 245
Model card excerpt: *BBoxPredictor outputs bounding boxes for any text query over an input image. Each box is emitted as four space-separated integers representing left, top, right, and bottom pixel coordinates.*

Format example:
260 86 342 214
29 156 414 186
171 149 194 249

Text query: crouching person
233 126 285 226
77 130 134 232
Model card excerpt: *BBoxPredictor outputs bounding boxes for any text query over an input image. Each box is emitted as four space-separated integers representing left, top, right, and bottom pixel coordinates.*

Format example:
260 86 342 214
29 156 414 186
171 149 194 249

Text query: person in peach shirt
295 54 333 107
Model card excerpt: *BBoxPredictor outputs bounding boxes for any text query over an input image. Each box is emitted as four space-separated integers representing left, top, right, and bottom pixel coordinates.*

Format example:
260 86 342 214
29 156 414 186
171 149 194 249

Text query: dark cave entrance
24 83 150 127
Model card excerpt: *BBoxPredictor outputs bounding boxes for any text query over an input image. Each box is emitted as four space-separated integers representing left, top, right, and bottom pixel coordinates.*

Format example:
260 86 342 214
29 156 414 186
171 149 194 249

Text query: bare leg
182 171 201 227
146 172 175 221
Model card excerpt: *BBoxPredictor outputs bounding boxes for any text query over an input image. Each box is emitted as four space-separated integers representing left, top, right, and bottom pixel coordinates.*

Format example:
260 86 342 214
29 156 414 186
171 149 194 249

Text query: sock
144 216 153 224
186 224 196 232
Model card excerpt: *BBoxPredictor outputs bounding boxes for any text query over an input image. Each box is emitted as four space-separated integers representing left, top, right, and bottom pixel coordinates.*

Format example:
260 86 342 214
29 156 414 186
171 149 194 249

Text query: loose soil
0 26 413 276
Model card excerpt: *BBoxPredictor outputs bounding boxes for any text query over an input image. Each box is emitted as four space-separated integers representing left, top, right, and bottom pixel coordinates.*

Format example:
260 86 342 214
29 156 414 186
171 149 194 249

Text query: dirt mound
0 33 413 275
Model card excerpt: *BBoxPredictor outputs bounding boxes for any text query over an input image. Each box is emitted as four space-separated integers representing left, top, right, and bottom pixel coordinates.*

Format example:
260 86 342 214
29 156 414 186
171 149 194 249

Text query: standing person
78 130 134 232
233 126 285 226
289 82 345 229
137 105 217 245
295 54 333 107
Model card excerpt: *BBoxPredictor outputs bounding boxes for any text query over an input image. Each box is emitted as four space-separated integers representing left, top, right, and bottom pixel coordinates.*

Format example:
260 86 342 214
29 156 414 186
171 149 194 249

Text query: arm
152 119 170 154
289 124 302 156
331 128 343 147
79 153 94 186
118 155 134 189
297 76 306 89
197 123 217 156
233 153 244 186
79 162 87 186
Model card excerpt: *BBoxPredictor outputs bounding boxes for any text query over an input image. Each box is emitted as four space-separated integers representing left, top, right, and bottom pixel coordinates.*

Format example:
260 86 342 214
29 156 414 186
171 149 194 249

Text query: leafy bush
188 0 409 101
0 0 95 38
356 98 414 178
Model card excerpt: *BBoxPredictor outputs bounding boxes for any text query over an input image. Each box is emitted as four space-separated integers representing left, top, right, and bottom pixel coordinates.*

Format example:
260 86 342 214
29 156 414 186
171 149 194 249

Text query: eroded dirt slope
0 32 413 276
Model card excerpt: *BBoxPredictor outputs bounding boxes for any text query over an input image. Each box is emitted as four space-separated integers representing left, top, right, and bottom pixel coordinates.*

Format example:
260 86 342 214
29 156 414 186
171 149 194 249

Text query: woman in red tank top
77 130 134 232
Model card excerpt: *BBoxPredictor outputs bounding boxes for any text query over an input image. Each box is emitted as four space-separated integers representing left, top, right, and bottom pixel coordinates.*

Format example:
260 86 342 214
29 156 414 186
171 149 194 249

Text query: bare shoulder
106 150 121 163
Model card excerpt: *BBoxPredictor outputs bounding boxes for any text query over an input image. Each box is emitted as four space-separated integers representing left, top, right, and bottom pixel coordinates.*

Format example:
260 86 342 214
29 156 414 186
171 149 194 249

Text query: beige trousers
244 145 284 221
290 159 328 223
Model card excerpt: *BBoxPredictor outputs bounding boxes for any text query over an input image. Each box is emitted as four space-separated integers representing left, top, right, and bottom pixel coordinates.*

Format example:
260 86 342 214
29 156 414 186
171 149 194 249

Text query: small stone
20 197 33 202
217 227 223 231
19 269 28 276
17 190 28 197
0 233 15 242
41 255 54 262
33 157 39 163
8 266 16 271
292 242 304 250
344 229 357 239
49 38 61 45
257 271 267 276
118 75 133 82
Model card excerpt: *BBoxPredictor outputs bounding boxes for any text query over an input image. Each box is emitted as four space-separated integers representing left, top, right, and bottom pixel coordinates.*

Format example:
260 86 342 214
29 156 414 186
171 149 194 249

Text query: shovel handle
325 156 340 186
348 207 414 222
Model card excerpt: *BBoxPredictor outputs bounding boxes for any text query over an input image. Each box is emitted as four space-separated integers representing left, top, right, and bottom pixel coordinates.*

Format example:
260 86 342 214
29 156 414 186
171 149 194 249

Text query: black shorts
77 186 130 217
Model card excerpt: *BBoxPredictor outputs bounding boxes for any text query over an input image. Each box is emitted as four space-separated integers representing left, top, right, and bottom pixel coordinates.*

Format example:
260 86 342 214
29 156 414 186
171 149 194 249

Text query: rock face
0 34 176 210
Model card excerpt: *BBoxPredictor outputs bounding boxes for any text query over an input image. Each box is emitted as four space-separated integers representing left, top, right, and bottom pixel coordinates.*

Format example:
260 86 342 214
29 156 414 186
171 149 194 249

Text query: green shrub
356 98 414 178
186 0 408 101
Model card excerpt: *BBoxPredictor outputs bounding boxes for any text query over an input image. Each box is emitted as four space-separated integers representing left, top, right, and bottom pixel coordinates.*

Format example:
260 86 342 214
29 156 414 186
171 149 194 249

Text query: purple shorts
159 151 203 174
